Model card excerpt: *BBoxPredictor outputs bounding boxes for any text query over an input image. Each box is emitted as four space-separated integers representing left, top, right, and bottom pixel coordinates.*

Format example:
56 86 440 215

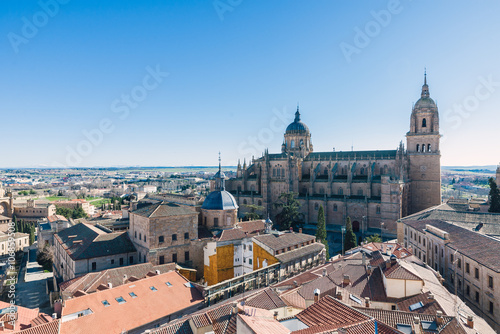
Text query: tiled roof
16 320 60 334
60 271 204 334
238 307 290 334
297 276 336 301
296 295 370 327
218 229 247 242
275 271 321 288
254 232 315 252
47 214 68 223
245 288 287 310
396 291 444 315
383 262 422 281
0 301 50 333
146 318 193 334
306 150 398 160
236 220 266 234
54 223 136 261
358 307 467 334
404 219 500 272
281 289 307 309
291 319 403 334
275 243 325 263
132 201 197 218
362 242 412 259
369 250 385 267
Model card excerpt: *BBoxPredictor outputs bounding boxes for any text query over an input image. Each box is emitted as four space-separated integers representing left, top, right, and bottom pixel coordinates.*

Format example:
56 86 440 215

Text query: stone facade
226 77 441 235
13 199 56 223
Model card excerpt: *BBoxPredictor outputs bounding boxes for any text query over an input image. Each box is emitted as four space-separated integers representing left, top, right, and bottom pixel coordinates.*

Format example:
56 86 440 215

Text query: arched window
291 140 295 148
428 144 431 152
243 199 247 205
376 206 381 214
422 118 427 127
338 188 343 195
416 144 420 152
300 139 304 147
281 168 285 177
333 204 338 212
422 144 426 152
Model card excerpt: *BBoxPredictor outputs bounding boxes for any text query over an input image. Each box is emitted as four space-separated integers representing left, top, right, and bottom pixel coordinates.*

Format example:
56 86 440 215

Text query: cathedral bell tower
406 72 441 214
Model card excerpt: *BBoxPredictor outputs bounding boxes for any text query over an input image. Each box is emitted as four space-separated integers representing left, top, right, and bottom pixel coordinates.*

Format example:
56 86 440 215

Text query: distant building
0 232 29 256
53 199 94 216
13 199 56 223
37 215 71 251
53 222 137 282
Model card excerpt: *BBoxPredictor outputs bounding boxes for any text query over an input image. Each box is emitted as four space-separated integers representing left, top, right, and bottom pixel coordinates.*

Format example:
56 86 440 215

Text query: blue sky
1 0 499 168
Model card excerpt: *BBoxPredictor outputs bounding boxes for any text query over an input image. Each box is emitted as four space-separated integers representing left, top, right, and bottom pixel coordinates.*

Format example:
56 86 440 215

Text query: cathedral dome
285 108 309 134
414 96 437 110
202 190 238 210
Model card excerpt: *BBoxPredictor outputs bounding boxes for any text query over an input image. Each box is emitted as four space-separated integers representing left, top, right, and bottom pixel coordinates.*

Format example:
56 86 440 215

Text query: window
172 253 177 263
338 188 343 195
466 263 470 274
475 291 479 303
184 232 189 240
102 300 110 307
249 259 252 265
450 254 454 263
419 236 421 244
159 236 164 243
435 245 437 253
490 301 494 314
129 256 133 264
457 259 461 269
165 282 172 287
159 255 165 265
334 204 338 212
422 118 427 128
427 144 431 152
376 206 380 214
172 234 177 241
135 231 137 238
111 259 114 264
139 233 142 240
115 296 126 304
291 140 295 148
214 218 219 227
120 258 124 266
249 245 252 251
489 275 494 289
185 251 190 261
416 144 420 152
144 235 146 242
91 262 96 271
475 268 479 279
423 238 426 247
129 292 137 298
314 203 319 210
466 285 470 296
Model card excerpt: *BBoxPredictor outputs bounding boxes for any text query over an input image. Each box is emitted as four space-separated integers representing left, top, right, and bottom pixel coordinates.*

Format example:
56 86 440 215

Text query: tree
72 206 88 219
363 234 382 244
13 216 18 233
343 216 357 253
316 205 329 259
29 189 36 195
56 206 73 219
273 192 303 231
36 244 54 272
488 177 500 213
29 225 35 245
242 204 264 221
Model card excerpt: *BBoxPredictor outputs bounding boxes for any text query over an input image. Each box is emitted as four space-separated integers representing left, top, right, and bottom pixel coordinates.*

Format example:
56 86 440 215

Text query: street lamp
341 226 346 256
380 222 385 242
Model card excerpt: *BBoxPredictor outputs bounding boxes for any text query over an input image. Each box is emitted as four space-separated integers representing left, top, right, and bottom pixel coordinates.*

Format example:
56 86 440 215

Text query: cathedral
225 75 442 236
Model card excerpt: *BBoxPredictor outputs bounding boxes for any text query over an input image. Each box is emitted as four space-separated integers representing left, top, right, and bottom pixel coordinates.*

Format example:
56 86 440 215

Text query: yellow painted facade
204 244 235 286
178 268 197 282
253 242 278 270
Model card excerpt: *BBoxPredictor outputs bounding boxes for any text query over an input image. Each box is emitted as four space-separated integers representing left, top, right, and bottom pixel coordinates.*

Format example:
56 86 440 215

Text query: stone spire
295 104 301 122
421 68 430 98
214 152 225 191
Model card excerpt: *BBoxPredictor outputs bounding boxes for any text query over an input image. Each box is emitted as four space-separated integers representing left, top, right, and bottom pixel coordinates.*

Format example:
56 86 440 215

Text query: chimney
390 255 397 266
313 289 320 303
273 311 278 320
414 317 420 325
364 297 370 308
467 315 474 328
123 274 127 284
335 289 342 300
299 228 302 234
343 274 350 285
232 302 238 314
413 317 423 334
155 270 161 275
436 311 443 325
107 282 112 289
293 280 298 287
52 313 57 319
427 293 434 300
322 268 327 277
366 265 372 276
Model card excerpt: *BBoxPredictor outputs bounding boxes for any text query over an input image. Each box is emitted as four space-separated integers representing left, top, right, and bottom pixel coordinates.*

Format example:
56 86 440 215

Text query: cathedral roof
201 190 239 211
285 107 309 134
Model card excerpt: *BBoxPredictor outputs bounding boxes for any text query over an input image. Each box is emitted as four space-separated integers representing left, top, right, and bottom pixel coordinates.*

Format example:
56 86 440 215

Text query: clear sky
1 0 499 168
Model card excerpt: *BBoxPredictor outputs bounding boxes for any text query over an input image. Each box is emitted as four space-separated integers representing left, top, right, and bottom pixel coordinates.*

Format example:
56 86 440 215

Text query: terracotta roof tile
296 296 370 327
245 288 287 310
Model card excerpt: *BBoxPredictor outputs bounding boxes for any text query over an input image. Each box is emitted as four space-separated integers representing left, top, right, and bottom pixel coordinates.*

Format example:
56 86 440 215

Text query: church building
225 75 442 236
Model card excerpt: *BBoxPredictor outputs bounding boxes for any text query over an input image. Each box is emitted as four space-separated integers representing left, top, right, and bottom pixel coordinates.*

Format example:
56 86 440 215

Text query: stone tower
406 72 441 214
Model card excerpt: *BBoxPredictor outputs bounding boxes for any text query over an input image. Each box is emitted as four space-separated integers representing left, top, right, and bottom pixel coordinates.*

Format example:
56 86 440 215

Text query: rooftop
132 201 197 218
254 232 316 252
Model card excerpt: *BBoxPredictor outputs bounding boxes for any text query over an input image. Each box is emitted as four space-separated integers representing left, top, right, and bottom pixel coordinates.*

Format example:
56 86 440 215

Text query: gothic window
333 204 338 211
281 168 285 177
338 188 343 195
376 206 380 214
428 144 431 152
416 144 420 152
273 169 276 177
291 140 295 148
422 118 427 127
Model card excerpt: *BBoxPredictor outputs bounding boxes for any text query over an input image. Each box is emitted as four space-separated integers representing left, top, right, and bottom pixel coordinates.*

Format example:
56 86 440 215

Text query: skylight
128 292 137 298
150 286 157 291
349 294 362 305
184 282 195 288
165 282 172 287
409 301 424 311
421 321 438 331
101 300 110 307
115 296 126 304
